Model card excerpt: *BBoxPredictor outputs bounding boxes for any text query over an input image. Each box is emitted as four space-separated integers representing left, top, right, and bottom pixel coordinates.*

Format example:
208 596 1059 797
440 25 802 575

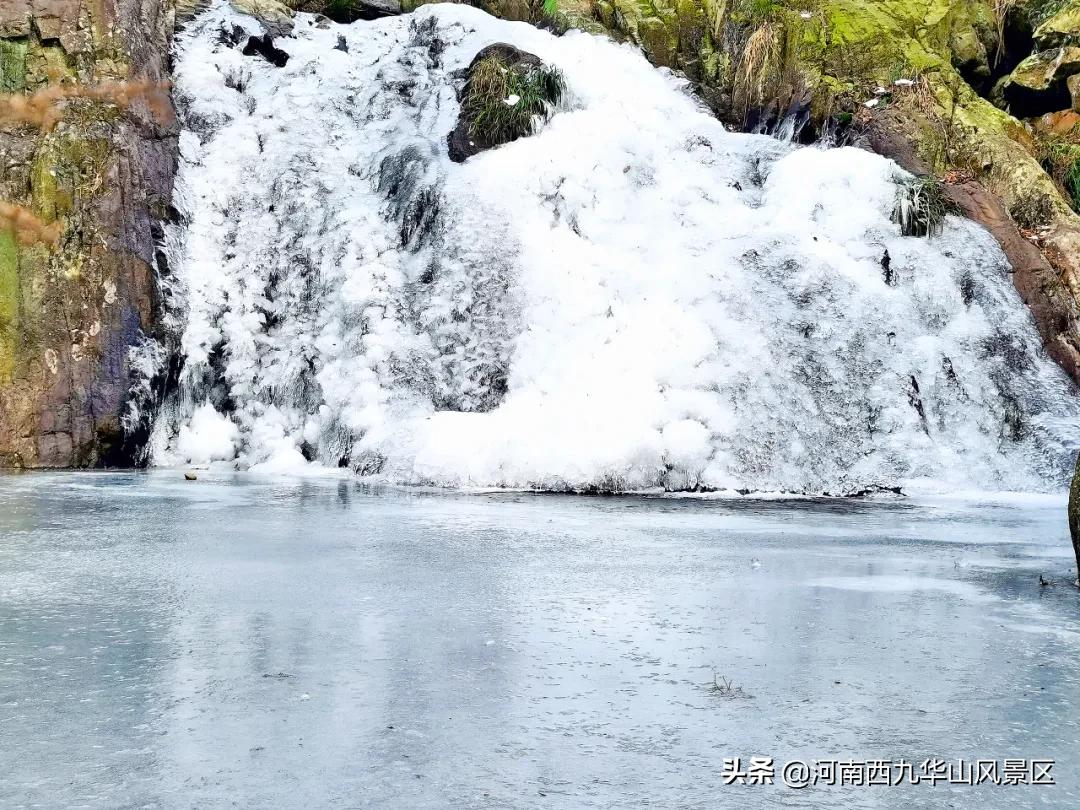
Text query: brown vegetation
0 80 173 132
0 202 62 247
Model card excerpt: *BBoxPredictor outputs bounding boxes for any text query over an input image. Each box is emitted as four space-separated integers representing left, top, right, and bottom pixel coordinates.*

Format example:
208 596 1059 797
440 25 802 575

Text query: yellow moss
31 128 112 223
0 39 29 93
24 41 75 89
815 0 989 75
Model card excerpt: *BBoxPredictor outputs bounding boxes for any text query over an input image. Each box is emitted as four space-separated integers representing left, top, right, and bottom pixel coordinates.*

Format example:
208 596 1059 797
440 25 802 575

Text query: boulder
1033 109 1080 136
447 44 560 163
231 0 295 37
1034 1 1080 50
1004 47 1080 117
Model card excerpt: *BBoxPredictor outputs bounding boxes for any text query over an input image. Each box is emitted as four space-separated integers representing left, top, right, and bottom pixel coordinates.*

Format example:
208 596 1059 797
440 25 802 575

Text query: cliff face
0 0 177 467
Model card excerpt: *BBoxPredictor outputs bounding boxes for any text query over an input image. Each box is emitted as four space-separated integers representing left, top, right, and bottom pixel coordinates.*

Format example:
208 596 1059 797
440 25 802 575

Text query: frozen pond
0 472 1078 808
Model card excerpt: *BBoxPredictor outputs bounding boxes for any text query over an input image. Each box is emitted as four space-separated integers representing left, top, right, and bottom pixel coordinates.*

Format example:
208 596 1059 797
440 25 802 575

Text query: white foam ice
148 1 1080 493
175 401 239 465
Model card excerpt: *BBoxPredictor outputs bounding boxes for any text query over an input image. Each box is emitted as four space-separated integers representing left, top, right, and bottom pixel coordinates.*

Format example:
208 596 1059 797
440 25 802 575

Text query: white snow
151 1 1080 494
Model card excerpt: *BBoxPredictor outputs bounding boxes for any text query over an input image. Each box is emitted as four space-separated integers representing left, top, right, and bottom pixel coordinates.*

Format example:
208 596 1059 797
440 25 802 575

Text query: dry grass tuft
993 0 1016 67
735 21 781 114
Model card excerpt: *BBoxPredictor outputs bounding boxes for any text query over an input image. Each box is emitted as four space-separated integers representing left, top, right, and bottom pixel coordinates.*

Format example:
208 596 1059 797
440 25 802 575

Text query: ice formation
147 1 1080 493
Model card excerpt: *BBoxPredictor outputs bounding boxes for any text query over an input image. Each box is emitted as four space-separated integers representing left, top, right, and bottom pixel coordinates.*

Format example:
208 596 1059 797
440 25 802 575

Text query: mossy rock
0 39 28 93
1034 1 1080 49
447 43 565 162
1005 46 1080 117
30 125 113 224
0 231 18 384
636 15 679 67
950 25 989 84
595 0 616 29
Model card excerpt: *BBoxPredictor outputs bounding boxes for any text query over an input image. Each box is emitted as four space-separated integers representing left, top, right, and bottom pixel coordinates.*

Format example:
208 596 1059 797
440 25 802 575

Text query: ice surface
1 472 1080 809
149 2 1080 493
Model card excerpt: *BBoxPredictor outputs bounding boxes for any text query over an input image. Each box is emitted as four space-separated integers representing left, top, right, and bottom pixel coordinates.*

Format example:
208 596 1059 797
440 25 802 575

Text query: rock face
0 0 177 467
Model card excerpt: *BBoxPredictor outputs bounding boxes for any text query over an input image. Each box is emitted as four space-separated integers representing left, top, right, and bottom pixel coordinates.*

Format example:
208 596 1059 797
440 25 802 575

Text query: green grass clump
731 0 782 25
1065 158 1080 211
464 56 566 146
1038 140 1080 213
892 175 959 238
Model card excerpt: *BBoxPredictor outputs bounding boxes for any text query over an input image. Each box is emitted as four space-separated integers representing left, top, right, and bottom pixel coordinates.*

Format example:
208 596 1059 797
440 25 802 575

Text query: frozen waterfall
145 1 1080 494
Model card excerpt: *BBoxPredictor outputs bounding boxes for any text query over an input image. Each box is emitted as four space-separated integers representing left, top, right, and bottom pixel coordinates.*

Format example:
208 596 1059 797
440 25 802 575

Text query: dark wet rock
220 24 250 46
243 34 290 67
292 0 401 24
881 249 894 286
